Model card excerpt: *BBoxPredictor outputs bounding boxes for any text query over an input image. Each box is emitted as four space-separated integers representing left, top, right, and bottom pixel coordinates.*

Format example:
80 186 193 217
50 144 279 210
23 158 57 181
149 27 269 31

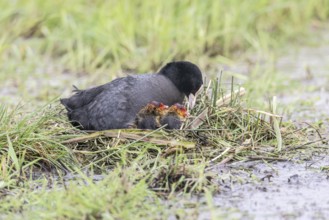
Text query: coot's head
159 61 203 96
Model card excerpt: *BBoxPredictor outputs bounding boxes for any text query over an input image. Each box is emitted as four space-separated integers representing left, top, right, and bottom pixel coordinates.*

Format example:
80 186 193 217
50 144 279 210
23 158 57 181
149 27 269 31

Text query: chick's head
168 103 188 119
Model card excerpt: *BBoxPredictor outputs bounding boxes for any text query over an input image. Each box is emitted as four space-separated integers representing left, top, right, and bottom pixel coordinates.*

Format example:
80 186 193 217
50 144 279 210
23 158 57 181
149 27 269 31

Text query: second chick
160 103 188 129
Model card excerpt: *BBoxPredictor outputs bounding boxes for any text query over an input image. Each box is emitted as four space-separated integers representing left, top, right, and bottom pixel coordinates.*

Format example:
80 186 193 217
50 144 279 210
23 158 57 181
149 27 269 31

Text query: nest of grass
64 83 308 163
59 81 315 193
1 81 322 194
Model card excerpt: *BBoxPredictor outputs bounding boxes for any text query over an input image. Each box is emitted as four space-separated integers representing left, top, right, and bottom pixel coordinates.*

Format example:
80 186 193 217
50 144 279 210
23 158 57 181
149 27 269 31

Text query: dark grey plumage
161 115 182 129
137 116 158 129
61 61 203 130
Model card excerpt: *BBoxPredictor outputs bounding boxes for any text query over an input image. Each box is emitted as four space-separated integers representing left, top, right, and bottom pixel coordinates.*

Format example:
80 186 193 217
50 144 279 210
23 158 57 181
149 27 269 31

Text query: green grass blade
6 134 20 172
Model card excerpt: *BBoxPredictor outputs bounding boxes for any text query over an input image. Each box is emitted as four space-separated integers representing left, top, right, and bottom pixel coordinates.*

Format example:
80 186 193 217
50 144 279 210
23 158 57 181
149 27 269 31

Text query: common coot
60 61 203 130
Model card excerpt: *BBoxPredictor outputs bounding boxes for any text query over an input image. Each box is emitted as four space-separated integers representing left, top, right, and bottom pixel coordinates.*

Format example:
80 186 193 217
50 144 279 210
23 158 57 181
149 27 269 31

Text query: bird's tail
60 98 71 111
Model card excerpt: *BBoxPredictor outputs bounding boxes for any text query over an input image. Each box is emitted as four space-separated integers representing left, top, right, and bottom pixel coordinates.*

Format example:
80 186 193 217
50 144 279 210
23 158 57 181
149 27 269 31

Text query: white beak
188 94 196 109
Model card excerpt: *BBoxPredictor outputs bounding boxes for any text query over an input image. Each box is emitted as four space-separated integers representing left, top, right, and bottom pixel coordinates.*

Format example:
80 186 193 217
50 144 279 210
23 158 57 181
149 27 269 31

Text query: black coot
61 61 203 130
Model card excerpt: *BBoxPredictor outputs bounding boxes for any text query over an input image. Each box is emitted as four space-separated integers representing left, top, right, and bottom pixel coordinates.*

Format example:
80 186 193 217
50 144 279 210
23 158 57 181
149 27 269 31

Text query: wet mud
213 153 329 219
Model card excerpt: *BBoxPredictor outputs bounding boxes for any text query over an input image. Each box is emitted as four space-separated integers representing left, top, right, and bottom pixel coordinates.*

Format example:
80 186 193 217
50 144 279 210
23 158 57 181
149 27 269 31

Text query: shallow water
277 40 329 124
212 154 329 220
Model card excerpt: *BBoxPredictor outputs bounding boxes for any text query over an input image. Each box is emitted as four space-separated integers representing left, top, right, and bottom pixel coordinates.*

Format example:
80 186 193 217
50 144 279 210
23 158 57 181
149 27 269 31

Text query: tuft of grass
0 103 78 182
0 168 167 220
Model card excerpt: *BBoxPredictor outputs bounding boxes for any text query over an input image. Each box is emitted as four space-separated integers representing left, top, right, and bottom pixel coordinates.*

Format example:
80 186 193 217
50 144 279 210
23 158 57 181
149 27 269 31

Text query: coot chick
60 61 203 130
135 101 168 129
160 103 188 129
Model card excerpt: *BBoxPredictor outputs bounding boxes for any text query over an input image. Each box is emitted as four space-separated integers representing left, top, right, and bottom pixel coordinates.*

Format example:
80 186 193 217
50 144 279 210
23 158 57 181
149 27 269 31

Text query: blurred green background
0 0 328 107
